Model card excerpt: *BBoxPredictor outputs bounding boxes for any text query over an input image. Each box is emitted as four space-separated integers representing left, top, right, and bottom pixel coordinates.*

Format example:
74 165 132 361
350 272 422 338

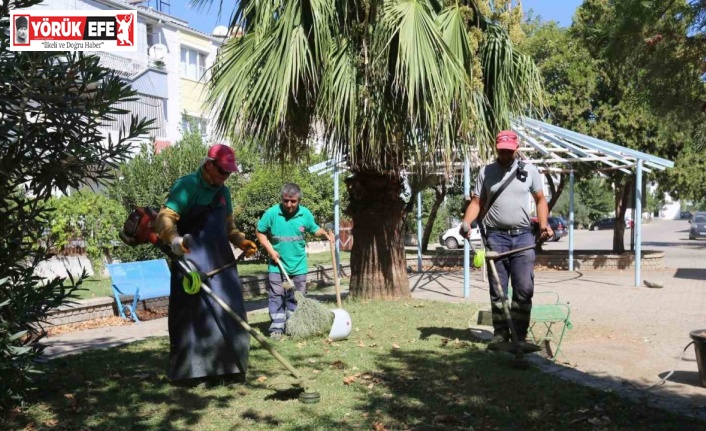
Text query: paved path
409 268 706 420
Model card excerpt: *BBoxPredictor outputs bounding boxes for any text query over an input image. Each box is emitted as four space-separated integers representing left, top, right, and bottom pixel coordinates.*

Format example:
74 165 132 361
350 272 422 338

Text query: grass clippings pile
284 291 334 339
45 309 168 337
8 300 704 431
46 316 133 337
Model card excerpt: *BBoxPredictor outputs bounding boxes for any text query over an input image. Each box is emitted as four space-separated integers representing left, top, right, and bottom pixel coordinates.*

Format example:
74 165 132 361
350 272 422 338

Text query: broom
277 261 334 339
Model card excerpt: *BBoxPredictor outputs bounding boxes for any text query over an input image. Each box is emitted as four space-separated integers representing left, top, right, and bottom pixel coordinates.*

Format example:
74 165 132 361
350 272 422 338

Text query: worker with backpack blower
460 130 553 350
154 144 257 382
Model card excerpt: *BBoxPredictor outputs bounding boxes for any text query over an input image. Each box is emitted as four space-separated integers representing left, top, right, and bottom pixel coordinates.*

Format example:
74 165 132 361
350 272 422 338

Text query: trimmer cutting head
298 390 321 404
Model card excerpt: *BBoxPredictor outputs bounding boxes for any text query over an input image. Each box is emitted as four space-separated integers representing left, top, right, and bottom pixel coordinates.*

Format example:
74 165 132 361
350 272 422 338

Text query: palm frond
481 24 545 134
203 0 542 171
317 37 358 161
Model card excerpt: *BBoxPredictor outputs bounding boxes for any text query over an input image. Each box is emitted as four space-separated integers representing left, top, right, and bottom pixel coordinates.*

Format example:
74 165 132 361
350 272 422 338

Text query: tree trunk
544 173 566 213
345 170 411 299
421 180 446 252
612 178 633 254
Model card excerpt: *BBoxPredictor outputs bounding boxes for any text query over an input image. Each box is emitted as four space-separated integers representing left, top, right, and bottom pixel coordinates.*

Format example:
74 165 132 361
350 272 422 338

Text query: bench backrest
106 259 171 299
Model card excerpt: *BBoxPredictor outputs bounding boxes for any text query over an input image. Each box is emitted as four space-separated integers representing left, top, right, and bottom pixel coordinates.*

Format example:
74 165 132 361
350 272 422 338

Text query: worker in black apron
155 144 257 381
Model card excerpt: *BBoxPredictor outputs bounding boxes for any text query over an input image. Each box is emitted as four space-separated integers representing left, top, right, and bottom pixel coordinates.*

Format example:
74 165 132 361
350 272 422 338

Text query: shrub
45 191 127 271
0 6 152 409
107 131 209 263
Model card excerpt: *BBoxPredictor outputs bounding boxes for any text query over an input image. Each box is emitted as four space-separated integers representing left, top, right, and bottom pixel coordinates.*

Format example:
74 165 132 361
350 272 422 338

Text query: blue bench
106 259 171 323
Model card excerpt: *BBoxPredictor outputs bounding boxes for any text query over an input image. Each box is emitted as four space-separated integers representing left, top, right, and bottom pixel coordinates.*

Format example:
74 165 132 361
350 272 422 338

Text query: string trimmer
484 243 543 368
462 222 543 368
118 208 321 403
178 235 321 403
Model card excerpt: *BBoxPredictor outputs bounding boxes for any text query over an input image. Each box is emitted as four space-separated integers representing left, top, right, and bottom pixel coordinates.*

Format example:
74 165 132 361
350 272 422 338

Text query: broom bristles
285 291 334 339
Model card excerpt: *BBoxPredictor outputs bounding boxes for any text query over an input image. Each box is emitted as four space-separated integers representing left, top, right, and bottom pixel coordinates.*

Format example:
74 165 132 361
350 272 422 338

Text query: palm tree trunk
345 170 411 299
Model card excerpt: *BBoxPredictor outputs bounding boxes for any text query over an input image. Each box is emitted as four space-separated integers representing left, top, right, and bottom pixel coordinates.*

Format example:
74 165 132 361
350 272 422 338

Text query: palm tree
201 0 543 299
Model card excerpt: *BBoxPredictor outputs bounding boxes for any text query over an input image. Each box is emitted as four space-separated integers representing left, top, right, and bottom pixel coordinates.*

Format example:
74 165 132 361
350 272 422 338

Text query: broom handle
329 234 342 308
277 260 294 286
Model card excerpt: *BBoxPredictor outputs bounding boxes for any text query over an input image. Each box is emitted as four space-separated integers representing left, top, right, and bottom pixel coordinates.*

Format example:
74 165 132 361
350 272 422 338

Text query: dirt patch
46 309 167 337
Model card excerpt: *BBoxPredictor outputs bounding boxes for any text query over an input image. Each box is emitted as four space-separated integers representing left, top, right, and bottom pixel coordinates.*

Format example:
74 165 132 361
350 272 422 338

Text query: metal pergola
457 117 675 294
309 116 675 292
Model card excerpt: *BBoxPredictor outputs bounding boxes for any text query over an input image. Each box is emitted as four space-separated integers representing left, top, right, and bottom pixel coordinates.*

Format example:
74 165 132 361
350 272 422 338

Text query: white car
439 222 482 249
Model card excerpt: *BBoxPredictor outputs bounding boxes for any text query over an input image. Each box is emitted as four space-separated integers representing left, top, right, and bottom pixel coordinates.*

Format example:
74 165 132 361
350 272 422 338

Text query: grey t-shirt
472 159 543 229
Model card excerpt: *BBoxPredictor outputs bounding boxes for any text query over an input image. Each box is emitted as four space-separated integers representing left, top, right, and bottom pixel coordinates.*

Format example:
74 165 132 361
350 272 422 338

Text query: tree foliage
107 134 346 262
403 183 451 250
569 0 706 252
108 131 209 210
519 1 706 252
553 178 614 227
519 20 598 134
0 0 152 409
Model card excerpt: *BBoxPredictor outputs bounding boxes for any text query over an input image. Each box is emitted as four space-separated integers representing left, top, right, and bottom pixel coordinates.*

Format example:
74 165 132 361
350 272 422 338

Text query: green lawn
76 276 114 300
12 300 702 430
75 251 351 300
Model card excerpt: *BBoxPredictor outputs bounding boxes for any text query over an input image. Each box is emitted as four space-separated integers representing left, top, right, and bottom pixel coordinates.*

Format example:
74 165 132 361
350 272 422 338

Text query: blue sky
522 0 583 27
169 0 584 36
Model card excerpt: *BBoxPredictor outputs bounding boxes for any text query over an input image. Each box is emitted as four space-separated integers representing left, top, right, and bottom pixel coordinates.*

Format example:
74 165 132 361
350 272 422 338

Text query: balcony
89 51 150 79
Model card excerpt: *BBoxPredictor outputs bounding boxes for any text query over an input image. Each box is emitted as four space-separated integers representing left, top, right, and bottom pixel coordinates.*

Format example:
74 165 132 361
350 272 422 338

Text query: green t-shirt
164 168 233 216
257 204 320 275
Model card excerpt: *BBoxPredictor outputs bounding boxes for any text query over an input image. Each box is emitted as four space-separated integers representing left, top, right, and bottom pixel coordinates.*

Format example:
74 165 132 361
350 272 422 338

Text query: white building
23 0 225 150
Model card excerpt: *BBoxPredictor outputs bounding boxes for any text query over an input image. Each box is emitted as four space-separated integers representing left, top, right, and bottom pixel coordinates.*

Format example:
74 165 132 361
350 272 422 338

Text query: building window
146 24 156 50
180 47 208 80
182 114 209 139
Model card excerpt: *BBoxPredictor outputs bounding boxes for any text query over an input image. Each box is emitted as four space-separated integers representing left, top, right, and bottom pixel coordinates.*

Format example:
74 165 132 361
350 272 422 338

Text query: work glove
459 221 472 238
170 236 190 257
238 239 258 257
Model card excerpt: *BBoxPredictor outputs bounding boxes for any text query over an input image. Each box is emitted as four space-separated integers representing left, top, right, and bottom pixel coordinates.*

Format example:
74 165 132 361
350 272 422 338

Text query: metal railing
89 51 150 79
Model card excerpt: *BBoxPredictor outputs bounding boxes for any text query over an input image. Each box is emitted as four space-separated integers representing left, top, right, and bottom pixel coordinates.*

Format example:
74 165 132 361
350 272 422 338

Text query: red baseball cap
207 144 239 173
496 130 519 150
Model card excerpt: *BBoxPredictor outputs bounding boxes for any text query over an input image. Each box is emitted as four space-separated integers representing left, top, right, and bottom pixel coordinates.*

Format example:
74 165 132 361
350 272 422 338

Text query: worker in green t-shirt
256 183 334 340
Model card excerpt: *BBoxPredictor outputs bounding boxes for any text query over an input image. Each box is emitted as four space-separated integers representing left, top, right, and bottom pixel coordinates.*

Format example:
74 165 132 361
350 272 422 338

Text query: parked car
530 216 568 241
689 213 706 240
440 222 481 249
549 216 568 241
681 211 693 220
590 217 634 231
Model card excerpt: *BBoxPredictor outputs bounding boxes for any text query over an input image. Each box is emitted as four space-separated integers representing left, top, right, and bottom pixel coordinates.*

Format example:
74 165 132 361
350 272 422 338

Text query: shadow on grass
361 342 706 431
418 326 480 342
10 312 706 430
26 344 237 430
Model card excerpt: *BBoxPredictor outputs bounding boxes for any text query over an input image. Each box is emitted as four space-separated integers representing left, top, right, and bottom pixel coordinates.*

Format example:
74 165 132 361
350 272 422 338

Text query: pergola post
417 191 423 272
635 159 643 287
333 162 341 271
463 155 471 298
569 168 575 271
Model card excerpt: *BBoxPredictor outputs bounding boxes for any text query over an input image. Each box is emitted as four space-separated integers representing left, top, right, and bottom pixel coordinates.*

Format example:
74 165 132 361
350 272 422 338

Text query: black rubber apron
167 197 250 381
